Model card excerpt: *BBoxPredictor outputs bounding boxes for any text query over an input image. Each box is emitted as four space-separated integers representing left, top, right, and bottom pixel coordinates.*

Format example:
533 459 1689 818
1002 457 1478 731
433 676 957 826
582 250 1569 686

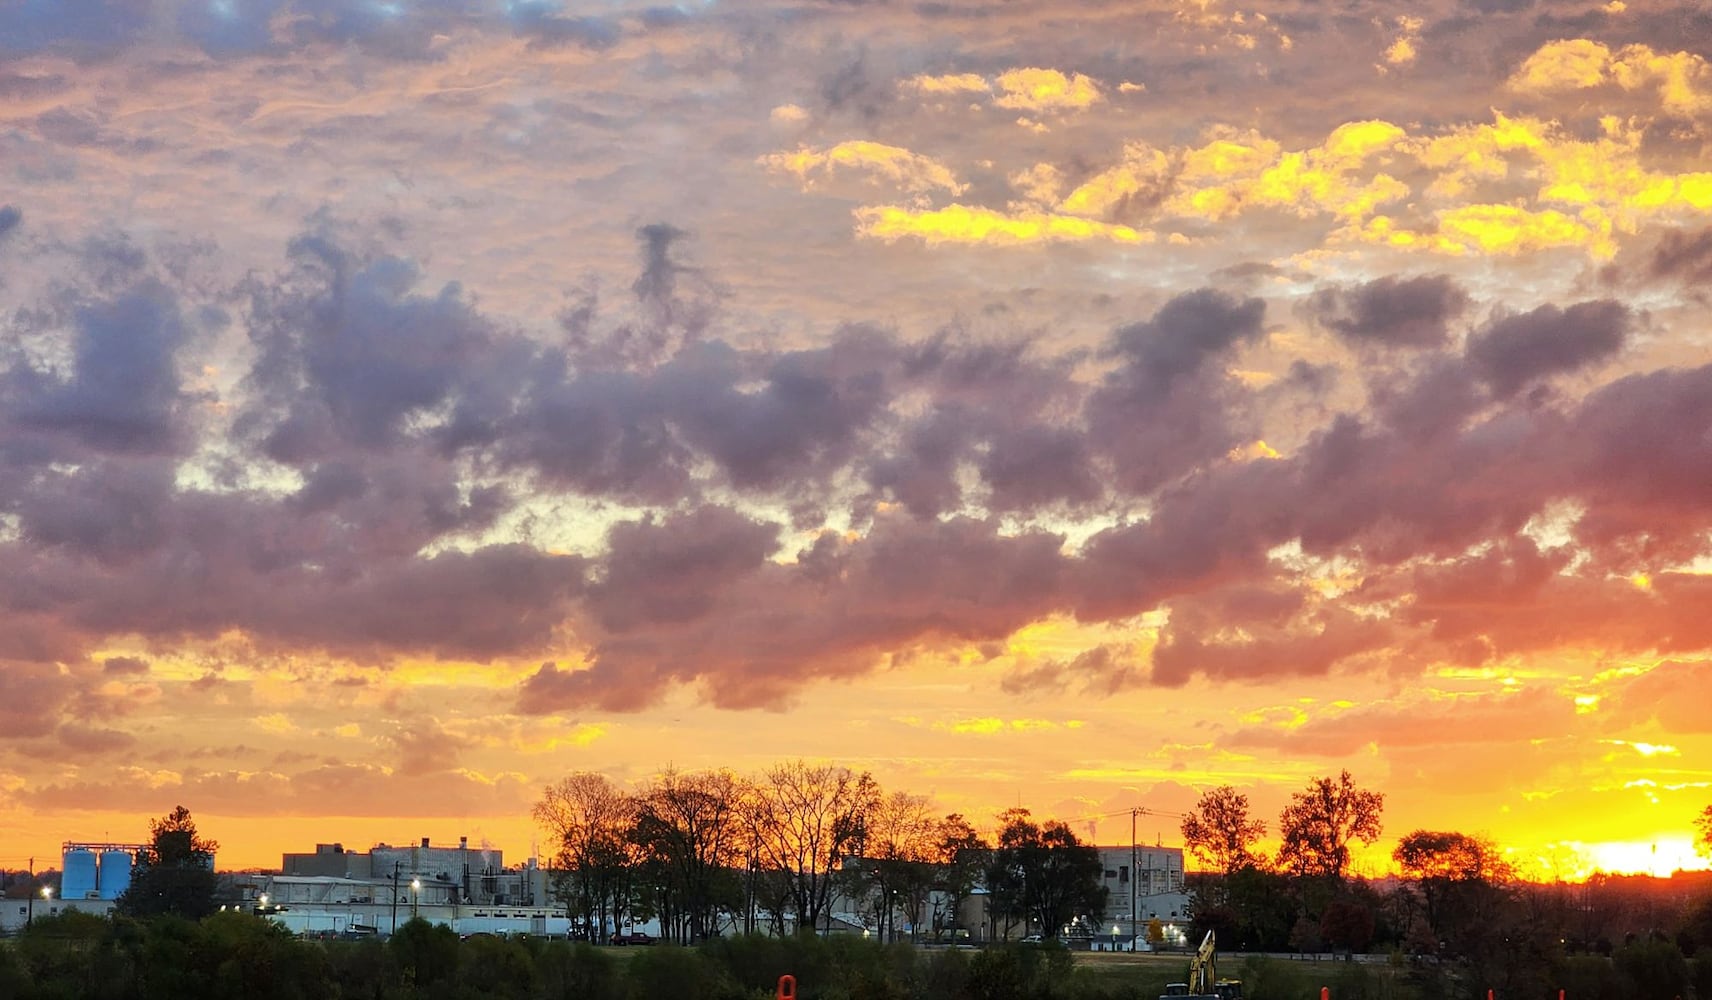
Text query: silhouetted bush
1238 955 1315 1000
625 945 736 1000
532 940 622 1000
322 935 398 1000
390 918 460 993
0 941 32 999
1614 938 1689 1000
455 934 536 998
1690 954 1712 1000
1557 955 1625 1000
0 928 1469 1000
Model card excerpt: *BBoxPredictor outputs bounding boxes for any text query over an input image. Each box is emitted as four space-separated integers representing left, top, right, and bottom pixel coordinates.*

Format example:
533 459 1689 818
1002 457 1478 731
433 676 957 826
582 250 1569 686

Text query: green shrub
389 918 460 991
455 935 536 998
16 910 133 1000
626 946 734 1000
1238 956 1313 1000
324 936 400 1000
1615 939 1689 1000
534 940 622 1000
0 943 32 1000
701 933 851 997
1557 955 1624 1000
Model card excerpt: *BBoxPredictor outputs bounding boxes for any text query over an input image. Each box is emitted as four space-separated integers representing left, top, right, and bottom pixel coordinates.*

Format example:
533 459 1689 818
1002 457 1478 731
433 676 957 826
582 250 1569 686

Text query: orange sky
2 0 1711 880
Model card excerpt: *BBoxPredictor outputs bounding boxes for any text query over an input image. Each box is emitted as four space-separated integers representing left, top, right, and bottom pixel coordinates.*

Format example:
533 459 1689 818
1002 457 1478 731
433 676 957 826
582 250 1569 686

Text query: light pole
411 878 421 920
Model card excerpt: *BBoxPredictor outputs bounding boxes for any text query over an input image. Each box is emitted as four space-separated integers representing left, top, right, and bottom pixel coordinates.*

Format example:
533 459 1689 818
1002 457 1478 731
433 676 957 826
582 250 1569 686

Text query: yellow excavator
1159 930 1243 1000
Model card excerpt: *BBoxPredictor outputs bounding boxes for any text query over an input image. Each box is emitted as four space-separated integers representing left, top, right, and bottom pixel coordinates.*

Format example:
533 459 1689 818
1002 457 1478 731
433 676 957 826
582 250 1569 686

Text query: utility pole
1130 811 1138 953
390 861 403 935
25 857 33 928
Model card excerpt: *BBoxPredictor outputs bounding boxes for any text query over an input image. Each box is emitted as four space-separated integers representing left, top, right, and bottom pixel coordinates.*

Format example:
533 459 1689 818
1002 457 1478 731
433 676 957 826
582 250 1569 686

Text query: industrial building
1094 844 1190 950
58 841 142 902
281 837 522 903
7 831 1193 947
0 841 140 934
256 836 587 939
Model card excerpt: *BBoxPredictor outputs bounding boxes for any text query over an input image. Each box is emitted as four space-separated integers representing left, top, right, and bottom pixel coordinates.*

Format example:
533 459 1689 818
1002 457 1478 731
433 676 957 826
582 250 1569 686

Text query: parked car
1020 934 1044 944
609 931 654 946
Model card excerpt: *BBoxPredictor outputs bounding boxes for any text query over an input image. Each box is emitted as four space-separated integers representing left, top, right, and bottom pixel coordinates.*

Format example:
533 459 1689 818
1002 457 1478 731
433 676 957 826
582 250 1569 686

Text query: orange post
1488 991 1495 1000
1321 988 1329 1000
777 974 797 1000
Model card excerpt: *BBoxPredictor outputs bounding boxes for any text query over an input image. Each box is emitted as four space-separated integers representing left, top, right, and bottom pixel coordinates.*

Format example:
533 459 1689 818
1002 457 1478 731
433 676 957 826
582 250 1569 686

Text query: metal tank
62 848 99 900
99 849 135 900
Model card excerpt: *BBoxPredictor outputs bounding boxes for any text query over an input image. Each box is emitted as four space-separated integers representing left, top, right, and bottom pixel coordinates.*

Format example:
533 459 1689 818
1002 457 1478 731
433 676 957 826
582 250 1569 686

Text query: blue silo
99 849 135 900
63 848 99 900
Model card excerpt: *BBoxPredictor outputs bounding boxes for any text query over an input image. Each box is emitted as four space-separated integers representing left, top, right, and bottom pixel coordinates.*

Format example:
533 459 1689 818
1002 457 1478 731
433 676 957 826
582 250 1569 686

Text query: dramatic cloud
3 0 1710 874
1649 225 1712 286
1466 300 1630 397
1308 274 1470 350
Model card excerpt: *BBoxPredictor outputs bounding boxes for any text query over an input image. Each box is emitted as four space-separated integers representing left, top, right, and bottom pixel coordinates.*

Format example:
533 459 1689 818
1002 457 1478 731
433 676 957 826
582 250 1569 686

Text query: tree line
530 761 1104 946
1177 776 1712 1000
7 772 1710 1000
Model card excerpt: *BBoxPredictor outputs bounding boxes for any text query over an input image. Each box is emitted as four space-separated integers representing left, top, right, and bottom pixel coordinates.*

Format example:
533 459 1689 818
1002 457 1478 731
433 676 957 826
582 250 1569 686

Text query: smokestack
421 837 430 848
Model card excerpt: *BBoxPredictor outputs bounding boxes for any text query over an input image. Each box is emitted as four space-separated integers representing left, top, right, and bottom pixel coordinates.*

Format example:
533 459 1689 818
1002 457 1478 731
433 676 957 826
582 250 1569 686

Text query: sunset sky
2 0 1711 880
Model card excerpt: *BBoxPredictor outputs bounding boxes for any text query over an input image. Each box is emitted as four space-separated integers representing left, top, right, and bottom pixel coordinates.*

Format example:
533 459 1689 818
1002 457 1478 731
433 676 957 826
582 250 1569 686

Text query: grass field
1072 950 1415 1000
1071 951 1191 993
545 939 1413 1000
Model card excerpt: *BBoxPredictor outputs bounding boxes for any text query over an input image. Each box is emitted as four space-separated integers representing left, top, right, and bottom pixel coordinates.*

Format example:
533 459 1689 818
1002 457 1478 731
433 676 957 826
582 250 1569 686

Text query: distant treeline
5 910 1712 1000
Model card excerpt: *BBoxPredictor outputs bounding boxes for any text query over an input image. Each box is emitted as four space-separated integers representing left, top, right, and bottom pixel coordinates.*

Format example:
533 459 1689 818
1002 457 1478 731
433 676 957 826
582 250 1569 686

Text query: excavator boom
1189 930 1216 993
1160 929 1241 1000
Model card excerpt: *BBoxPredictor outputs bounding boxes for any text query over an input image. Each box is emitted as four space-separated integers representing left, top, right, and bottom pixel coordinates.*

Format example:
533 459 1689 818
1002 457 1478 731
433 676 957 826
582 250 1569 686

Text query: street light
411 879 421 919
259 893 269 915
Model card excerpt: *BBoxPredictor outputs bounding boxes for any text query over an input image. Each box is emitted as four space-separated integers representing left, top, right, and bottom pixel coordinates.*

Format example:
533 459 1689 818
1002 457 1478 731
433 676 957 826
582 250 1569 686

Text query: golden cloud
993 68 1104 114
855 203 1153 246
902 68 1105 118
903 72 990 96
252 712 297 734
1009 162 1068 208
1433 203 1612 257
1382 15 1424 69
1157 121 1408 223
1394 114 1712 258
759 141 967 196
1509 39 1712 116
1170 2 1293 52
937 717 1074 735
1055 143 1172 218
777 95 1712 260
